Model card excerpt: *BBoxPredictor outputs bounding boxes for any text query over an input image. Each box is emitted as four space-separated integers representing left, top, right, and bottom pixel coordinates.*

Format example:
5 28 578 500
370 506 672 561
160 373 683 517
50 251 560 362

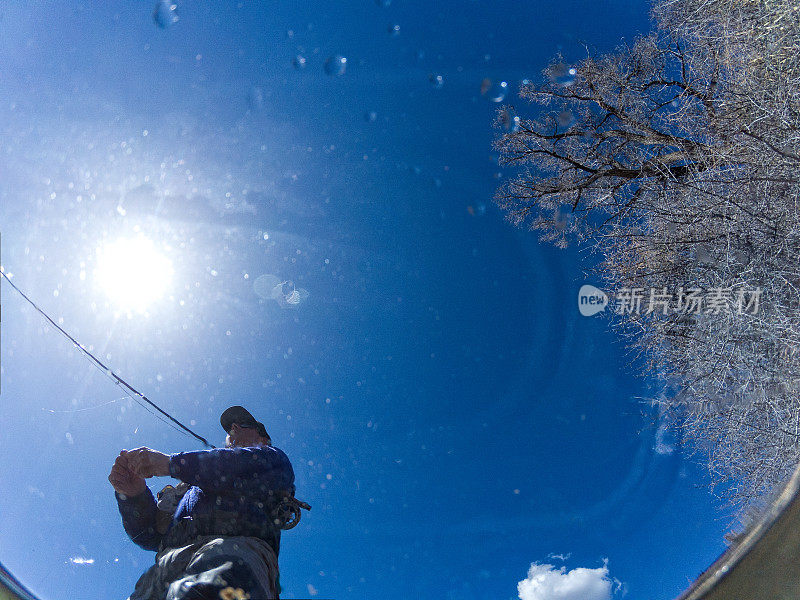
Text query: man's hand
126 447 171 478
108 450 147 497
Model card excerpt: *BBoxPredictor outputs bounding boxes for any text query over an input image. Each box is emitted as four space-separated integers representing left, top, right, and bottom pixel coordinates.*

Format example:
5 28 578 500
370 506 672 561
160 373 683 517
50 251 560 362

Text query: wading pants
127 535 279 600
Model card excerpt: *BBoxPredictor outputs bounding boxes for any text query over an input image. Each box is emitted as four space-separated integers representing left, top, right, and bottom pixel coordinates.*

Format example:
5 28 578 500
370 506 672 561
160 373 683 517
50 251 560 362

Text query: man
109 406 296 600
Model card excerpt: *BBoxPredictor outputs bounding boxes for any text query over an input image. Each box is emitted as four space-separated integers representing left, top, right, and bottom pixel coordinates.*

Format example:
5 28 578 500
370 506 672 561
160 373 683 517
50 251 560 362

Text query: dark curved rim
675 460 800 599
0 562 38 600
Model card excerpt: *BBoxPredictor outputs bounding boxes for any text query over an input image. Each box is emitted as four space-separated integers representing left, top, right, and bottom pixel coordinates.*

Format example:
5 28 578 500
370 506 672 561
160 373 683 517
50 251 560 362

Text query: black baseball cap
220 405 271 444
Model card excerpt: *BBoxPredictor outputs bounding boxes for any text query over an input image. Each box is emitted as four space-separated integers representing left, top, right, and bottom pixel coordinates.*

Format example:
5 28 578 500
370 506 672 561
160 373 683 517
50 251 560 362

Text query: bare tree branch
493 0 800 520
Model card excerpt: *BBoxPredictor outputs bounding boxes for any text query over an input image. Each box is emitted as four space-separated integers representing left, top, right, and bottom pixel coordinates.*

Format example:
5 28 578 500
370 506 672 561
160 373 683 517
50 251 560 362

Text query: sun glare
94 237 174 313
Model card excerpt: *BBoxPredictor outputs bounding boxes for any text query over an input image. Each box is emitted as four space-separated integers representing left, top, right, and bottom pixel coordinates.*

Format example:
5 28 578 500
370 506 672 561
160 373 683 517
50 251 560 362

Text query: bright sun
94 236 174 313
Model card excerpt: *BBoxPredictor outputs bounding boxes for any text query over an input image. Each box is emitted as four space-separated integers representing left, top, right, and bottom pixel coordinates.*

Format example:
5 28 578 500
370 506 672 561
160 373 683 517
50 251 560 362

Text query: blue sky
0 1 731 599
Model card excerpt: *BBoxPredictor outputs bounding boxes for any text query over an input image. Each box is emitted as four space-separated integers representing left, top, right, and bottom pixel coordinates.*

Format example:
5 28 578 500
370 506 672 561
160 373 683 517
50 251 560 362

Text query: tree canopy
494 0 800 513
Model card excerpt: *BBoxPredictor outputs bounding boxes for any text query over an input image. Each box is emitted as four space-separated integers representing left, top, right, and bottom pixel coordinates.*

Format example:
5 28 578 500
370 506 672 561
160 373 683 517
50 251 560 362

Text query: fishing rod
0 267 215 449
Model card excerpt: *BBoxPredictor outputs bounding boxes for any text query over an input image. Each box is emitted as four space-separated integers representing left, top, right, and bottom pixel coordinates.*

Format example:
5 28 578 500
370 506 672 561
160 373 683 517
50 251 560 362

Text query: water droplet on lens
276 282 310 308
255 275 310 308
152 0 178 28
277 281 295 297
549 62 576 86
557 110 575 128
292 54 307 70
324 55 347 76
429 73 444 89
483 80 508 102
499 107 520 131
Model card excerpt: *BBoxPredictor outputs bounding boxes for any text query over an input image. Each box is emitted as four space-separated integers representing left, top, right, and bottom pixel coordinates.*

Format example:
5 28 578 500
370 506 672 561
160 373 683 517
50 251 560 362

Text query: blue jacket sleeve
168 446 295 495
115 487 163 552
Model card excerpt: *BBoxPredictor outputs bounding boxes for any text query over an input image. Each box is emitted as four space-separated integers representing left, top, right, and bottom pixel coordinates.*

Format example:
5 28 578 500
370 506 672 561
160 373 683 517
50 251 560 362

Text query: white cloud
517 560 616 600
649 396 678 456
547 552 572 561
654 420 676 455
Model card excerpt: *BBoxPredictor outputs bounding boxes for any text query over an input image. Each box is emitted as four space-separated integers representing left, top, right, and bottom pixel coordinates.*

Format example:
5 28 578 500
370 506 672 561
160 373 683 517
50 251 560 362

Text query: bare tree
494 0 800 514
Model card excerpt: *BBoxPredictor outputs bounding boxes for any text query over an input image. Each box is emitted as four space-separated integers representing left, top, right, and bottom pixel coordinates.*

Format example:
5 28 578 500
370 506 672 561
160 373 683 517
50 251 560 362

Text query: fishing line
43 396 126 413
24 291 194 439
42 391 186 440
69 342 197 439
58 313 187 434
0 268 215 448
